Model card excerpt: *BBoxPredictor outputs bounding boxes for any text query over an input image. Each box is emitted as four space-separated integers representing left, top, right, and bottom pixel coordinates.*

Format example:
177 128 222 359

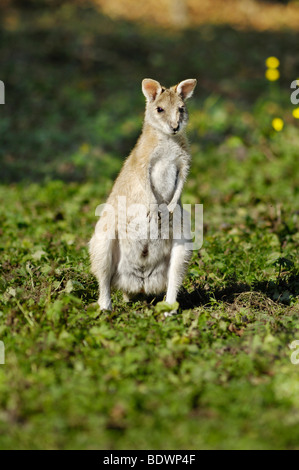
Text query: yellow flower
265 68 280 81
265 56 280 69
292 108 299 119
80 143 90 153
272 118 284 132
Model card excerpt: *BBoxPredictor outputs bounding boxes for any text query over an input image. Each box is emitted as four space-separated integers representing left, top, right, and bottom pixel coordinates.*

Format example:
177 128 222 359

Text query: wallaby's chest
150 140 181 203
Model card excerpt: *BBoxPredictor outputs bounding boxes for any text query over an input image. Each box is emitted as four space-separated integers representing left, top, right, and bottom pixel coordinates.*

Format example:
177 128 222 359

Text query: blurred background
1 0 299 185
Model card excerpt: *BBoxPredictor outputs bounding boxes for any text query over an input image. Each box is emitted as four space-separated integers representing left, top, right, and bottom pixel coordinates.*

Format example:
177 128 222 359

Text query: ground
0 1 299 449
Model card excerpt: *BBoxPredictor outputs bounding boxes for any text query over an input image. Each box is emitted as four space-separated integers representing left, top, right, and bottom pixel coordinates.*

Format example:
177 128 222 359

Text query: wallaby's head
142 78 197 136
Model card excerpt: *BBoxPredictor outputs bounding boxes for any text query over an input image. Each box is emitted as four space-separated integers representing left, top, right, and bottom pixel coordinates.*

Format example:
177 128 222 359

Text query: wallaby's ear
142 79 162 102
176 79 197 100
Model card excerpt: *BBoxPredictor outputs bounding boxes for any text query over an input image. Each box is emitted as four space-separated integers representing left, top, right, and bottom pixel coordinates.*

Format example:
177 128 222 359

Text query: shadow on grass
83 274 298 312
1 1 298 182
179 274 299 309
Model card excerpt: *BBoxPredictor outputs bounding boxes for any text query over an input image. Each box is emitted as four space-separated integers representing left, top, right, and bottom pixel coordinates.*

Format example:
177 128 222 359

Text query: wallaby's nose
172 124 180 133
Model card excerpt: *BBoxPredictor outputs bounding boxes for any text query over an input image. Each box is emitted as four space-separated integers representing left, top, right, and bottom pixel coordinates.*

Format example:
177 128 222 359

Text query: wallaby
89 78 197 315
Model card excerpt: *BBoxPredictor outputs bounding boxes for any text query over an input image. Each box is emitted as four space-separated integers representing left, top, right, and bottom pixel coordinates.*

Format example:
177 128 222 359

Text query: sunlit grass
0 1 299 450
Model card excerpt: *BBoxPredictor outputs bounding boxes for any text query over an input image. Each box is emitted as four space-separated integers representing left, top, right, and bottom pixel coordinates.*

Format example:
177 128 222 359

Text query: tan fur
89 78 197 314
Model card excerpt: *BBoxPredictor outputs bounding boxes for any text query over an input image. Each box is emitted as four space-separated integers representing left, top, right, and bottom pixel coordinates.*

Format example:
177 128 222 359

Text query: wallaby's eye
179 107 185 113
157 107 164 113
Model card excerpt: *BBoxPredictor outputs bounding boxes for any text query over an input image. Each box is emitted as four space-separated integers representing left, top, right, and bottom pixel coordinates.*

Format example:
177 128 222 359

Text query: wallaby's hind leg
165 240 191 314
165 209 192 316
98 271 112 311
89 235 114 311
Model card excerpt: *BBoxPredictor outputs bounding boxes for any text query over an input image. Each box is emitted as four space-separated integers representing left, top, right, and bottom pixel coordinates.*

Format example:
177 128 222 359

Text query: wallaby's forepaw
167 202 177 214
147 208 162 220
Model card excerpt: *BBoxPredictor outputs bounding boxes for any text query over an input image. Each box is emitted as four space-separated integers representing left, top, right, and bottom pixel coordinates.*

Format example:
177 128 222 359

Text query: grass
0 1 299 449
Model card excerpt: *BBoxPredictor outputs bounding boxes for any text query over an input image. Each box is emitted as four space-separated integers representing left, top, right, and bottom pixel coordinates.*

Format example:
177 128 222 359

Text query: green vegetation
0 1 298 449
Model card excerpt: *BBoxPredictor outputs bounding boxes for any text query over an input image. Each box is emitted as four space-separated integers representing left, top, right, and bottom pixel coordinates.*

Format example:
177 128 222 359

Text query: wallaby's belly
151 160 178 203
112 238 172 295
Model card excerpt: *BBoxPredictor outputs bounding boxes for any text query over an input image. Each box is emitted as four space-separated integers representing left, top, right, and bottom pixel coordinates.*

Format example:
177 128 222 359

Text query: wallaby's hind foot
164 309 178 318
98 298 112 311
